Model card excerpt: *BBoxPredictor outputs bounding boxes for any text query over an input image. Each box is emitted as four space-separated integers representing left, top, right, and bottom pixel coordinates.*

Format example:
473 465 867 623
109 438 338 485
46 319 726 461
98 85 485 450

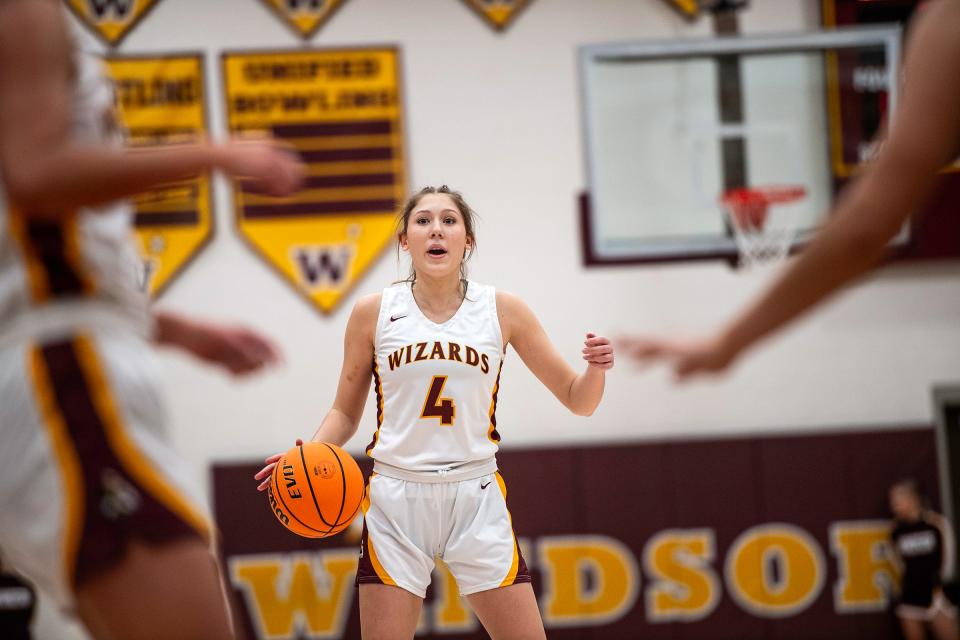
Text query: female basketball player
256 185 614 639
0 1 303 638
889 479 958 640
620 0 960 379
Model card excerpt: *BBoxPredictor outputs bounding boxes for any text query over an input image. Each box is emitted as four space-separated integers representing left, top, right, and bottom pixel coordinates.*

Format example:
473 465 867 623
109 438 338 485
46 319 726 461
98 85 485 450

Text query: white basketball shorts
0 331 212 609
355 471 530 598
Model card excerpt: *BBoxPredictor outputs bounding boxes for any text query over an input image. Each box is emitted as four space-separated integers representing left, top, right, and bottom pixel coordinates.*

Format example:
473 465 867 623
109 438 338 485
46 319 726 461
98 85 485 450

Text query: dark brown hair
396 185 478 286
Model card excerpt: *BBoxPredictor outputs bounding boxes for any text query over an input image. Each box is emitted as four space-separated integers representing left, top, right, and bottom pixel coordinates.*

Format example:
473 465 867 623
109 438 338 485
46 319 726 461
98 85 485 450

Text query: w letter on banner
258 0 349 40
461 0 533 31
64 0 164 47
222 47 407 314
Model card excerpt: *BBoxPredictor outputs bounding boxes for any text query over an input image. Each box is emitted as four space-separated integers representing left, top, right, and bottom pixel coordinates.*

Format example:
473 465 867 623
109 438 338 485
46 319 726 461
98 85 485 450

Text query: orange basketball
266 442 364 538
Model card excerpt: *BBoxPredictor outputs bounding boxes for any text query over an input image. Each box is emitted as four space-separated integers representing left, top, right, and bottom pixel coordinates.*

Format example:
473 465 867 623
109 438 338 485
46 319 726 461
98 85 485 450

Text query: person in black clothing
0 558 35 640
889 479 959 640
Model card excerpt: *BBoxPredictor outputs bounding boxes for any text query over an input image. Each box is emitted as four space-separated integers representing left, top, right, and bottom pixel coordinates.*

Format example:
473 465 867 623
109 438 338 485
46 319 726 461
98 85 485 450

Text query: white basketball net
721 186 806 269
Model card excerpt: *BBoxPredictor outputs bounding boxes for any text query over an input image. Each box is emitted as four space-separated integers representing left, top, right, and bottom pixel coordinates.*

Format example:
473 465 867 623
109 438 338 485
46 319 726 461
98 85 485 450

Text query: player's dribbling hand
582 332 614 370
254 439 303 492
617 334 737 381
221 136 306 197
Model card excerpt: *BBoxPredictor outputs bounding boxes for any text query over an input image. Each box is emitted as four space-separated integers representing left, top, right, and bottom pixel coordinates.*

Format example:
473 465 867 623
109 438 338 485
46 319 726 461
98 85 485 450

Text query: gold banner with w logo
64 0 163 47
257 0 349 40
461 0 533 31
104 54 213 298
222 47 407 314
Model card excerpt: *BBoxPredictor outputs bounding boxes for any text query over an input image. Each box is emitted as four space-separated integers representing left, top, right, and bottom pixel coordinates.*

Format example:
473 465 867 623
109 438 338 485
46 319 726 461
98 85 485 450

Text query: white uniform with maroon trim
366 279 503 474
0 46 211 611
0 45 150 346
356 281 531 597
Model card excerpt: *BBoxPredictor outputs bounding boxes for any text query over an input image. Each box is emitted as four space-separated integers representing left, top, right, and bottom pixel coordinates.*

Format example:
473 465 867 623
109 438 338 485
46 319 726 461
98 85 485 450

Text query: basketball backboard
578 26 902 264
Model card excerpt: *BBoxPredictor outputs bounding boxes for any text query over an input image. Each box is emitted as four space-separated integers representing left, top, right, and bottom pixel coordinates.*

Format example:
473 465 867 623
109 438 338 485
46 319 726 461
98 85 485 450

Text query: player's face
402 193 472 280
889 487 919 520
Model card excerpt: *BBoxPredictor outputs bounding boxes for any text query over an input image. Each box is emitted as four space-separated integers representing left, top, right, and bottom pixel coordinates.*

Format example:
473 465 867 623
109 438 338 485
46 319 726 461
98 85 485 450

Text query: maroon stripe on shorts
355 518 386 587
25 220 84 297
40 339 201 587
509 545 532 586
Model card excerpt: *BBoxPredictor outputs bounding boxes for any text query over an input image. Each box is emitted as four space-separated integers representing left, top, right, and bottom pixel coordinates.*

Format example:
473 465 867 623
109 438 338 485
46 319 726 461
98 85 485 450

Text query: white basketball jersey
0 46 150 347
367 281 505 474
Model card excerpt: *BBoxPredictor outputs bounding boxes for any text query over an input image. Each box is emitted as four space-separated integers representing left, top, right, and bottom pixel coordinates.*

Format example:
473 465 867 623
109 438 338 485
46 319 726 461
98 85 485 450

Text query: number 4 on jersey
420 376 456 426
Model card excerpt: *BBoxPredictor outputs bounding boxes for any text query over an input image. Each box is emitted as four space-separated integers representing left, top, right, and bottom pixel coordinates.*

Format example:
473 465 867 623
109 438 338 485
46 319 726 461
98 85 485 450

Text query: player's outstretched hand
254 439 303 492
582 332 614 371
186 322 283 376
221 136 306 197
618 334 736 380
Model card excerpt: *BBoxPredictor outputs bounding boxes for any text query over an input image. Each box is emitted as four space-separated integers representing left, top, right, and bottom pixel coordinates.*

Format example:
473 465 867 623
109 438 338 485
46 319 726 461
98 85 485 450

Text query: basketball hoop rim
719 184 808 267
720 185 807 208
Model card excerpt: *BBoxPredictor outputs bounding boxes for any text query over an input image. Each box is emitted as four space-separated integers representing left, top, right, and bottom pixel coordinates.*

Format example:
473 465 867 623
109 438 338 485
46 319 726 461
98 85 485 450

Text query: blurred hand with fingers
219 135 306 198
155 312 283 377
617 334 738 381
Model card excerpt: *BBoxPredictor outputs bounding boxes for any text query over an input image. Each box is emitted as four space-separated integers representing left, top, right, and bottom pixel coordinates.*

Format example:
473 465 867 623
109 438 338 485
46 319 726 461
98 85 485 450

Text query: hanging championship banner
104 54 213 298
461 0 533 31
64 0 164 48
222 47 407 314
257 0 349 40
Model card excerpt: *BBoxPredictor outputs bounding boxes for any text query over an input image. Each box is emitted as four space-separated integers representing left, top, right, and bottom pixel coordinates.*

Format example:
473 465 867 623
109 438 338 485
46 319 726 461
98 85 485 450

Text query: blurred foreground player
0 1 303 638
